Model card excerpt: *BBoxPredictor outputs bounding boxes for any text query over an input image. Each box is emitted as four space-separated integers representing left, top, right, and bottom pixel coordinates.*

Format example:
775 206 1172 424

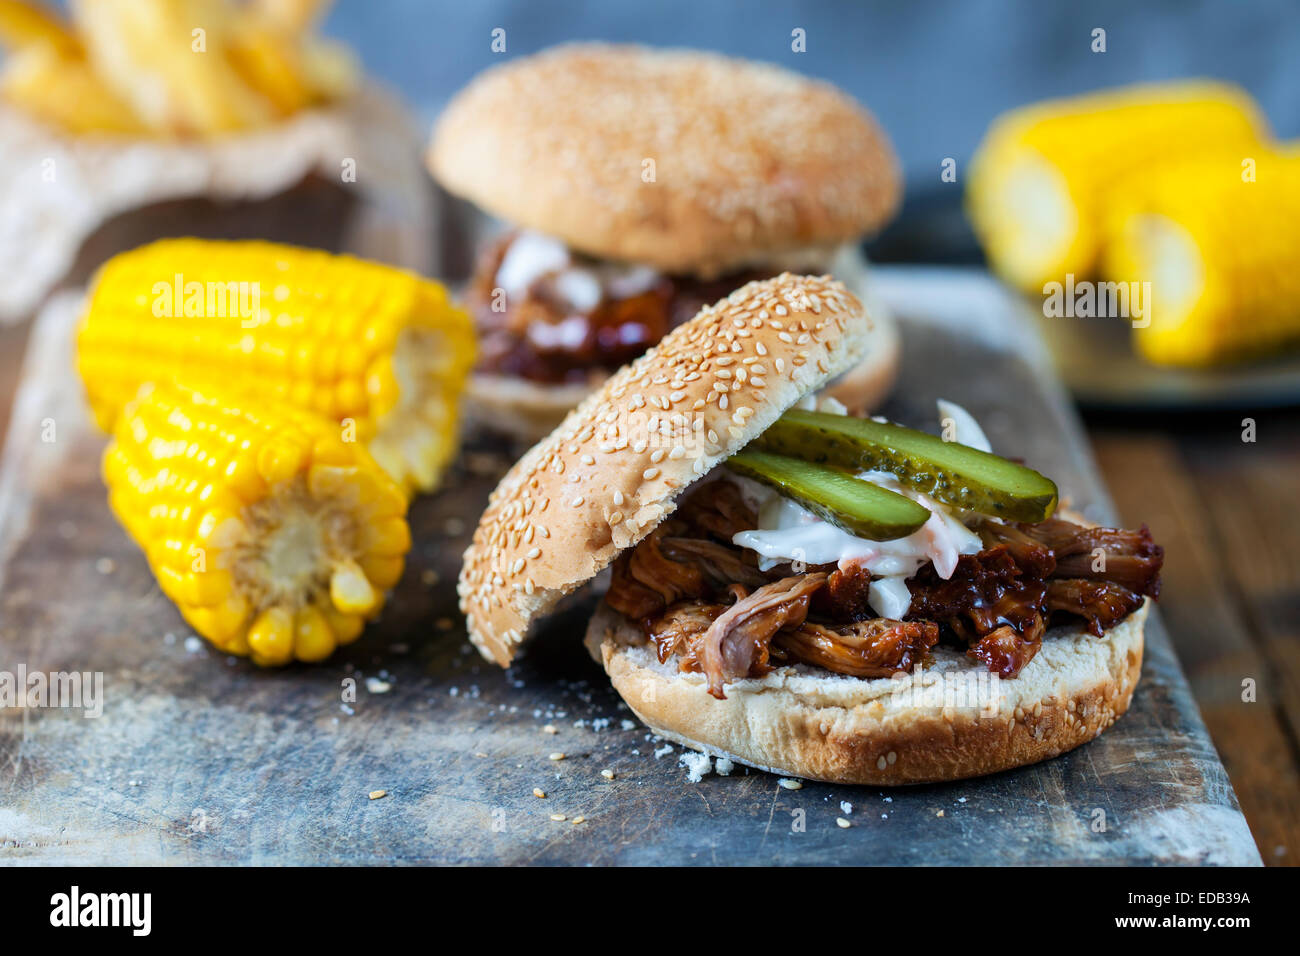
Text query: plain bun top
429 44 901 276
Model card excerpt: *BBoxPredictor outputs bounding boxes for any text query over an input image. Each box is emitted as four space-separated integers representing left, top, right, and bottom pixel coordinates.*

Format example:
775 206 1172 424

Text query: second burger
428 43 902 440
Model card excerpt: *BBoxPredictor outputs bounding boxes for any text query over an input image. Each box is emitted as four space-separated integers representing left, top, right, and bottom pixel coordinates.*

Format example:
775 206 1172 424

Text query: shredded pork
603 480 1164 697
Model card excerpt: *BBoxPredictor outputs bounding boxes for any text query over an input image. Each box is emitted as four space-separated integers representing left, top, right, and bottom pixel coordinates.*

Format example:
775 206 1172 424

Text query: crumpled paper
0 83 432 323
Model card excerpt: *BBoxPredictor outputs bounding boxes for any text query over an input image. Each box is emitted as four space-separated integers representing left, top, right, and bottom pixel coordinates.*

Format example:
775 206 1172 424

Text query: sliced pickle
757 409 1059 522
727 450 930 541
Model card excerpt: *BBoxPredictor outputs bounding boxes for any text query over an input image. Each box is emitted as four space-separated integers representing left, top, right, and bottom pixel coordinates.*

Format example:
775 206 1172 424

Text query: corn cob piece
104 380 410 665
78 239 476 494
1104 149 1300 366
967 81 1269 292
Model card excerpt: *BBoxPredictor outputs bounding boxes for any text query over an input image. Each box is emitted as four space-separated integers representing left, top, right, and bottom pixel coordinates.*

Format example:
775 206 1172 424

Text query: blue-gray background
323 0 1297 257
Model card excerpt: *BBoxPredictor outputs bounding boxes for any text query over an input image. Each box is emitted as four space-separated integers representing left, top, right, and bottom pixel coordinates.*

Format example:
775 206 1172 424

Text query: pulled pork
906 547 1050 678
468 233 771 383
906 520 1162 677
604 480 1164 697
770 619 940 679
644 583 938 699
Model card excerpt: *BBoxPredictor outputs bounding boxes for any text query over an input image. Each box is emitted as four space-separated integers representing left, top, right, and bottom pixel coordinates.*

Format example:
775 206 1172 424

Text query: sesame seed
836 817 852 829
549 752 566 761
368 790 387 800
533 788 546 798
778 778 802 790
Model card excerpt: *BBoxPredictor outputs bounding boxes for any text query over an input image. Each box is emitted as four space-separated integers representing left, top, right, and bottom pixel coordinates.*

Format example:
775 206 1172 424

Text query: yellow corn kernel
358 554 404 593
967 81 1269 291
360 517 411 556
321 604 364 646
329 558 378 616
103 380 411 666
248 607 295 666
1104 149 1300 366
292 605 335 662
77 239 475 494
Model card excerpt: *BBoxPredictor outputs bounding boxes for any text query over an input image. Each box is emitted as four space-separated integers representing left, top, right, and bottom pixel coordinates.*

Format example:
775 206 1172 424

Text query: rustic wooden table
1088 409 1300 866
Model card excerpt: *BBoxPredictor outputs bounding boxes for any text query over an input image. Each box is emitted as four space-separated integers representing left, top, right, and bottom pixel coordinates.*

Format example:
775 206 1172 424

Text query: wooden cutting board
0 270 1260 865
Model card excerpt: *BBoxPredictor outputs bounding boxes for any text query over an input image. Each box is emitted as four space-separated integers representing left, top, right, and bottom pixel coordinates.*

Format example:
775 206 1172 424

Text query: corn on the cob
967 81 1269 292
1104 149 1300 366
77 239 476 494
104 380 410 665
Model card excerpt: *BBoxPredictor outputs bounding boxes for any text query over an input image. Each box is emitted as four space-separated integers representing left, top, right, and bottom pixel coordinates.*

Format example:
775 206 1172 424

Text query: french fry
0 0 78 54
70 0 274 135
4 0 352 136
253 0 329 34
0 44 146 134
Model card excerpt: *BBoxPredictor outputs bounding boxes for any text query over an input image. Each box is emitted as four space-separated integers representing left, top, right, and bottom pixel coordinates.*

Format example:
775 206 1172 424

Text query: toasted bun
459 274 876 665
585 599 1146 785
429 44 900 276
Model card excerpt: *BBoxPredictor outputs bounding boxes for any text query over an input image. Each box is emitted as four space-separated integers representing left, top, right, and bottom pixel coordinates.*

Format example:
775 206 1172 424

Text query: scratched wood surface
0 269 1260 865
1091 418 1300 866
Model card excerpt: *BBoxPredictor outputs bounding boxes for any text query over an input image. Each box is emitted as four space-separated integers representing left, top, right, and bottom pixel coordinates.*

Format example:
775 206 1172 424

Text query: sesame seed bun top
428 44 901 277
458 273 874 666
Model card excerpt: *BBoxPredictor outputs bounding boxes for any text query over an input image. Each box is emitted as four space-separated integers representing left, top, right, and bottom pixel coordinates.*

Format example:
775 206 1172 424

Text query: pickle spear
757 409 1058 522
727 449 930 541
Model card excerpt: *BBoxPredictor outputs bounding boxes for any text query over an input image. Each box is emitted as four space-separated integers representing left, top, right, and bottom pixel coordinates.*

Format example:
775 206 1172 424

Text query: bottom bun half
584 599 1146 785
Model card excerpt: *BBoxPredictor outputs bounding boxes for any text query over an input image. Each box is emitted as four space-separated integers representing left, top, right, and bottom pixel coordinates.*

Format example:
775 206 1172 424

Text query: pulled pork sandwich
458 274 1163 785
428 44 902 441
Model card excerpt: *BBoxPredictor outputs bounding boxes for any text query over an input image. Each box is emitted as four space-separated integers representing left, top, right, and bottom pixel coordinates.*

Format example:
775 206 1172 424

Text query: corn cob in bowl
967 80 1269 292
1103 148 1300 366
77 239 476 494
104 380 410 665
